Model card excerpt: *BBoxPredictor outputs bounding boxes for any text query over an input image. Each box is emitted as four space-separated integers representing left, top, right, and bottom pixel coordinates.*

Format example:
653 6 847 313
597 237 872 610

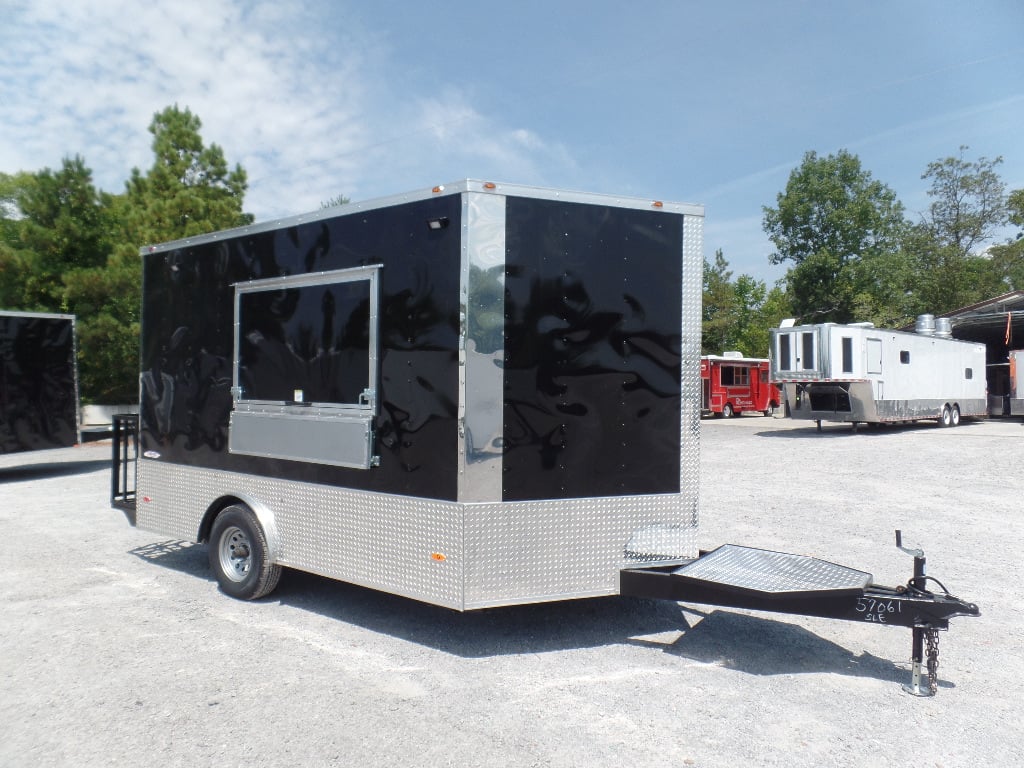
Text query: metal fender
226 492 281 563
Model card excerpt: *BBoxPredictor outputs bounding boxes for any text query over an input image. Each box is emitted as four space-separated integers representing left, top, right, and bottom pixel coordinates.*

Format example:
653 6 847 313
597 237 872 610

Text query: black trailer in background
0 311 80 455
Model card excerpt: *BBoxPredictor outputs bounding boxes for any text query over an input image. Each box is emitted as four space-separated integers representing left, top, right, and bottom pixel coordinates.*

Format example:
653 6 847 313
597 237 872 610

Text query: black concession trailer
1 311 80 455
111 181 977 696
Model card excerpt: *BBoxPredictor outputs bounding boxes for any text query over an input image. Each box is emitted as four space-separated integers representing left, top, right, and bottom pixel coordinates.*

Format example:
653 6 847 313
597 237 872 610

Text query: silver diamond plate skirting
137 460 698 610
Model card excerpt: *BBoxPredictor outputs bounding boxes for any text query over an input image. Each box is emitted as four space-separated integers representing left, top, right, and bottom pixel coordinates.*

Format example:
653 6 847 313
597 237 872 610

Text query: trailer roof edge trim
138 179 705 255
0 310 76 321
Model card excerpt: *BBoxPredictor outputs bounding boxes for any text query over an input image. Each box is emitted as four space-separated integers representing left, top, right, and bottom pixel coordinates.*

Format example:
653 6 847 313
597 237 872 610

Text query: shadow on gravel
755 421 951 438
651 608 915 685
130 540 208 575
129 539 920 685
128 541 690 655
0 459 111 482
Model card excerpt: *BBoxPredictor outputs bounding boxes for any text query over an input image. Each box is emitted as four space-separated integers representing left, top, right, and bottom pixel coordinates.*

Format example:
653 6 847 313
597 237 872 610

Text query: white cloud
0 0 577 222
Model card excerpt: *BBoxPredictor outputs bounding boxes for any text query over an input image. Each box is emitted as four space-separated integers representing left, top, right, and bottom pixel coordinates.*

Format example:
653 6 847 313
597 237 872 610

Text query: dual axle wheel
939 404 961 428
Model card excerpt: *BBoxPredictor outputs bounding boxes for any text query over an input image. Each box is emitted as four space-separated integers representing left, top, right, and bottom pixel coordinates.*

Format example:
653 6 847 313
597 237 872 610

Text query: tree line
706 147 1024 357
1 105 251 402
2 104 1022 401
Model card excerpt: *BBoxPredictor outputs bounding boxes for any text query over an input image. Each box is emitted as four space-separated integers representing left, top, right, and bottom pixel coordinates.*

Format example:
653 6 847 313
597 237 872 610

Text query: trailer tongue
620 532 979 696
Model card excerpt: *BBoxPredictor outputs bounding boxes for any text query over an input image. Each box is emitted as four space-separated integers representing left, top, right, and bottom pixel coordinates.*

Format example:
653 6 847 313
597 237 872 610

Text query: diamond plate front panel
674 545 872 596
463 495 696 608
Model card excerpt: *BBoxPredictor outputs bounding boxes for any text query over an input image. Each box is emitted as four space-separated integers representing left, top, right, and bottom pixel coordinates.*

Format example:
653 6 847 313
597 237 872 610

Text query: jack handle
895 530 927 594
895 529 924 559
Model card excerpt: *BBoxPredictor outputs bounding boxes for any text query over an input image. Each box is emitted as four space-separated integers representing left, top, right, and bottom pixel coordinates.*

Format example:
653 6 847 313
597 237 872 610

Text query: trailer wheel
209 504 282 600
950 405 961 426
722 403 734 418
940 405 952 427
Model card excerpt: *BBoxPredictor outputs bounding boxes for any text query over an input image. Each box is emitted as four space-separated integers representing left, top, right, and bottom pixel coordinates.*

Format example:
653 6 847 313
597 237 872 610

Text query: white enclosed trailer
770 318 987 428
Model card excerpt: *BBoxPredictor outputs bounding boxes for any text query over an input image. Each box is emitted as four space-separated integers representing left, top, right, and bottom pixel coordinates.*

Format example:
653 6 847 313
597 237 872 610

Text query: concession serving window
228 265 381 469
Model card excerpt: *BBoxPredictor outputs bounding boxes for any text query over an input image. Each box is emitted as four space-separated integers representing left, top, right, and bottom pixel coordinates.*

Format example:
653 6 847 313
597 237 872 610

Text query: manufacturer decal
143 450 161 459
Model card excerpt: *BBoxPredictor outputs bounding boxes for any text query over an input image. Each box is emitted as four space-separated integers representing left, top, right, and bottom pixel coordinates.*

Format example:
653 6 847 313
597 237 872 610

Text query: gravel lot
1 415 1020 767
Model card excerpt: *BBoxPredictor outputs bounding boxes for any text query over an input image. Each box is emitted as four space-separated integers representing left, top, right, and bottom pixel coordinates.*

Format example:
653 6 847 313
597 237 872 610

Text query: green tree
919 146 1007 260
0 158 111 312
762 149 907 323
701 249 791 357
320 194 351 208
731 276 791 358
990 188 1024 289
119 105 252 246
909 147 1009 313
0 171 36 308
65 105 252 402
702 249 737 354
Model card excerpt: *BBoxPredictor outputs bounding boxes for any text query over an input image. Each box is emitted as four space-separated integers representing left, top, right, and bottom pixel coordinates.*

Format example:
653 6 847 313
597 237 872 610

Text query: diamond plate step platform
670 544 872 600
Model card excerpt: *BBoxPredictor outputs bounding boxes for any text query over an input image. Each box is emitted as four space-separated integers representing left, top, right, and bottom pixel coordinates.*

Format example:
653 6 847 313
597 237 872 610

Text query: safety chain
925 627 940 695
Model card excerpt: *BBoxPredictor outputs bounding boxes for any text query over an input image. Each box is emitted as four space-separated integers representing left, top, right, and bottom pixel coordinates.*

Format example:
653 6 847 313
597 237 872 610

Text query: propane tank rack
620 530 979 696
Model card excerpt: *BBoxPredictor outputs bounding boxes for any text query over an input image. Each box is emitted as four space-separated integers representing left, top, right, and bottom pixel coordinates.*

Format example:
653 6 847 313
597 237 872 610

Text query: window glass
779 334 791 370
237 278 371 405
841 337 853 373
721 366 751 386
801 332 815 370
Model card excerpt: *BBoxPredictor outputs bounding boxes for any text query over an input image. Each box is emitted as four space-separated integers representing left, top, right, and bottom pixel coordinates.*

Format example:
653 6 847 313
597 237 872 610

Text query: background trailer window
779 334 791 370
721 365 749 386
801 332 815 370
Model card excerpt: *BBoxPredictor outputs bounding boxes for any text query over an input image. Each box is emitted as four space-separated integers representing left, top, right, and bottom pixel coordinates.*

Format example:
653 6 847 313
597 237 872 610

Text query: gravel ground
1 415 1019 767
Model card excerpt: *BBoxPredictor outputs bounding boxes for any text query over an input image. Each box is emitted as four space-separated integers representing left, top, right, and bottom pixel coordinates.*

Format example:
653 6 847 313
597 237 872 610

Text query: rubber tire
209 504 282 600
950 404 961 426
940 405 952 427
722 403 734 418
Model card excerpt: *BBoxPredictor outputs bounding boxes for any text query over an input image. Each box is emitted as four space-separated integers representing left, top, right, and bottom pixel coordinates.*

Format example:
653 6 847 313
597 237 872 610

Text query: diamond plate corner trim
462 494 697 608
680 213 703 528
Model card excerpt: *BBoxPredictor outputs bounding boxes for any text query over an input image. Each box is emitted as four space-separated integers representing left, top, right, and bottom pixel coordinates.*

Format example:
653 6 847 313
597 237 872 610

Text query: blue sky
2 0 1022 283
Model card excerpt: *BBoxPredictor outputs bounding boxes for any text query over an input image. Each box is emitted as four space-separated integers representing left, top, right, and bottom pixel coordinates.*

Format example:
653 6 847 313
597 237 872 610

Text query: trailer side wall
139 194 463 500
501 196 683 501
0 312 79 454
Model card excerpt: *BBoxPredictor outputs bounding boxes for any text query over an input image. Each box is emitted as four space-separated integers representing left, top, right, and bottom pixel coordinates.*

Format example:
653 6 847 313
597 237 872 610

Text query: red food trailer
701 353 780 417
